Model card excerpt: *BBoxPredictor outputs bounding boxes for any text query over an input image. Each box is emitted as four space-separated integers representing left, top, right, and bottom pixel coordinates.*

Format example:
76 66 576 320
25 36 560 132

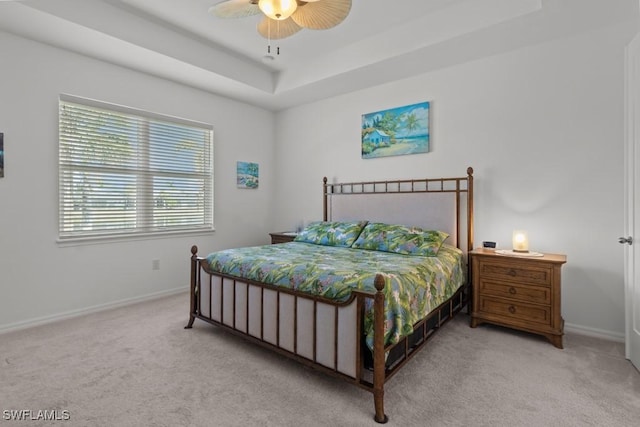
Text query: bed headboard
323 167 474 255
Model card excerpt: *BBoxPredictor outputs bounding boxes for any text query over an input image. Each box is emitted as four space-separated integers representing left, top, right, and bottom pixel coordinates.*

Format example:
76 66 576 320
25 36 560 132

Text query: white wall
273 22 637 339
1 10 636 341
0 32 276 331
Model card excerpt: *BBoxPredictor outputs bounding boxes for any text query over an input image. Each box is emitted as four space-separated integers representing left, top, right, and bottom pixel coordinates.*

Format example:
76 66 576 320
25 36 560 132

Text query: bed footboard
185 245 389 422
185 245 468 423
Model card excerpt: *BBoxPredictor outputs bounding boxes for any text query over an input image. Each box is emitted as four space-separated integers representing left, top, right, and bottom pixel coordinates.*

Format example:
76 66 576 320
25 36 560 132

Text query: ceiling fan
209 0 352 40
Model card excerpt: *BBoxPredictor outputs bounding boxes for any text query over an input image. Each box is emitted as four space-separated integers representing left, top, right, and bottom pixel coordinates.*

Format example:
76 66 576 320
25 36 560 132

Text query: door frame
625 31 640 361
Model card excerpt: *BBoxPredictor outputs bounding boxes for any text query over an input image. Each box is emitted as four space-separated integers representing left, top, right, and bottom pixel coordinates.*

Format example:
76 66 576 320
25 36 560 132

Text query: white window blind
58 95 214 241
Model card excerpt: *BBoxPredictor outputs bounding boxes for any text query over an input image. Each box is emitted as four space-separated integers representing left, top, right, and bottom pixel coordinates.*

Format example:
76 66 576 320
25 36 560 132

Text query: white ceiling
0 0 636 110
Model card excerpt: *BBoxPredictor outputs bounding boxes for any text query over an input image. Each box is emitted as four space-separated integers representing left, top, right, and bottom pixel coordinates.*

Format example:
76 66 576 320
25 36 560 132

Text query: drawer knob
509 287 517 295
508 269 517 276
508 305 516 314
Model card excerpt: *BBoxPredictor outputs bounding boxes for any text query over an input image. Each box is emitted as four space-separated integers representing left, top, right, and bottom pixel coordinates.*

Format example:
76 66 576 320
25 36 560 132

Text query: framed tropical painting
237 161 258 189
361 101 430 159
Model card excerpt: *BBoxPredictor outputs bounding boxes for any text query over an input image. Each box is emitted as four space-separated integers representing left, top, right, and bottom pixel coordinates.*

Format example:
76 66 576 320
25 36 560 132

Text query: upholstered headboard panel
328 192 458 244
322 169 474 255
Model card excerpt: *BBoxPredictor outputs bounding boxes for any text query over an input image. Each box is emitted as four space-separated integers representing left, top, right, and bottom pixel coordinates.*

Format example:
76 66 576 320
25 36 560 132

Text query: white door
624 32 640 371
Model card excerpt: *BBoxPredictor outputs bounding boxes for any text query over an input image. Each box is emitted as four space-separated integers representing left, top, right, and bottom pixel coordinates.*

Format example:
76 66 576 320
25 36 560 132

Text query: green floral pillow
294 220 368 247
351 222 449 256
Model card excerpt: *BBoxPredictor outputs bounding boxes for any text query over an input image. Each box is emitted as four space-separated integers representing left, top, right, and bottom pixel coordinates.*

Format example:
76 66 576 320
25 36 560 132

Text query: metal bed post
185 245 199 329
466 167 474 314
372 274 389 423
323 177 329 221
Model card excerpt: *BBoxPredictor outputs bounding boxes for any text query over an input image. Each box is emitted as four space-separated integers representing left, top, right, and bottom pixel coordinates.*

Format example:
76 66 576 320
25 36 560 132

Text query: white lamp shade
258 0 298 20
512 230 529 252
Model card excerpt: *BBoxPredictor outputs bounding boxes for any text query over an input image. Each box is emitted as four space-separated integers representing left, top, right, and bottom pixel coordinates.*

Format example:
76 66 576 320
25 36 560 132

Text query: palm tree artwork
237 161 259 189
361 102 430 159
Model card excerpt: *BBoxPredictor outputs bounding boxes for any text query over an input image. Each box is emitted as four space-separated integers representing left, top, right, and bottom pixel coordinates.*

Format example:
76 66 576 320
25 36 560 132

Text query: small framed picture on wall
237 161 259 189
0 133 4 178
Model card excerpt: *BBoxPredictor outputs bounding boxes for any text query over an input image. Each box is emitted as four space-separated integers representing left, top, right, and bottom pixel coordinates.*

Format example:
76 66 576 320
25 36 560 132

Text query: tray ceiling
0 0 636 110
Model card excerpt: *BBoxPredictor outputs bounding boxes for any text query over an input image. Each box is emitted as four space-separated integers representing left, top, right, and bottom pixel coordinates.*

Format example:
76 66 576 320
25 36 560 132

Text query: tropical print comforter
205 242 465 350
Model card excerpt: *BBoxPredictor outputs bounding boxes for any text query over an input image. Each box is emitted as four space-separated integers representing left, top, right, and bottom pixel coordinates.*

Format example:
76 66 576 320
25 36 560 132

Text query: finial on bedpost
323 176 327 184
467 167 473 177
374 274 386 292
191 245 198 259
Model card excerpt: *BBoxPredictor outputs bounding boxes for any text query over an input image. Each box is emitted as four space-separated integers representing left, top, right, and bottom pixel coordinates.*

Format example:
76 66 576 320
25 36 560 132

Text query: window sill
56 228 215 247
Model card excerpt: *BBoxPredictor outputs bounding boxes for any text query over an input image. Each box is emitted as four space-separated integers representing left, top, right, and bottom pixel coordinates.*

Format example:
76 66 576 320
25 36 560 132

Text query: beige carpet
1 293 639 427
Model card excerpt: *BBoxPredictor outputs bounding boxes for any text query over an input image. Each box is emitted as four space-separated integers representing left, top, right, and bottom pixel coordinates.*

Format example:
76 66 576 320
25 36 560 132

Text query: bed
185 167 474 423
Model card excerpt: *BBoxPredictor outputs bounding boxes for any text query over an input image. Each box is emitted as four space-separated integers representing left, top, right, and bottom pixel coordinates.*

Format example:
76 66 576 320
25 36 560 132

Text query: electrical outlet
152 259 160 270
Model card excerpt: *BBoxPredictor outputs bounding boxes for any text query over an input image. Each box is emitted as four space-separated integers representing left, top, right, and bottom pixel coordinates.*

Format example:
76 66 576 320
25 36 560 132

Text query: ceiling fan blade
209 0 261 19
257 16 302 40
292 0 351 30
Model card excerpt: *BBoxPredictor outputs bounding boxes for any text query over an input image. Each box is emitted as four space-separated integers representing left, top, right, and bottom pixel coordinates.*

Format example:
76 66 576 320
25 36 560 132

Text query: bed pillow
294 220 368 247
351 222 449 256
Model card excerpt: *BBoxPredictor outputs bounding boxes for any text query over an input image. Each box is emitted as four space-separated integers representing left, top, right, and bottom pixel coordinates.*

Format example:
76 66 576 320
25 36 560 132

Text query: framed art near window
0 133 4 178
237 161 259 189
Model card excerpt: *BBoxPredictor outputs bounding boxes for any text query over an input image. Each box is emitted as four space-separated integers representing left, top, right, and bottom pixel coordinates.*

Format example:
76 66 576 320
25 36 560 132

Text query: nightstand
269 231 298 244
469 248 567 348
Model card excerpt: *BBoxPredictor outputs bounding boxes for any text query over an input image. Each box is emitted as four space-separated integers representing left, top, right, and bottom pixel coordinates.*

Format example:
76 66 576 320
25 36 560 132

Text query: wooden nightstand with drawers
469 248 567 348
269 231 298 244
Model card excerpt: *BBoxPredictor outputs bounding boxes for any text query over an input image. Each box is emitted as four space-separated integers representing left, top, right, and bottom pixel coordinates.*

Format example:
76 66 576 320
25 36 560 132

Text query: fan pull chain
264 18 281 60
276 20 281 55
267 17 271 55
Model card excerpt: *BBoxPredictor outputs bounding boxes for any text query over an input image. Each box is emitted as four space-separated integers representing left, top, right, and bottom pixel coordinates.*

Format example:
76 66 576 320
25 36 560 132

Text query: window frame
58 94 214 244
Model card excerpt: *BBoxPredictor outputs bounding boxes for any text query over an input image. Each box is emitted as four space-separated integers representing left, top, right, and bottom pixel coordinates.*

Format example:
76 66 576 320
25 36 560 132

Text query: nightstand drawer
478 261 551 286
270 232 297 244
479 296 550 325
479 280 551 305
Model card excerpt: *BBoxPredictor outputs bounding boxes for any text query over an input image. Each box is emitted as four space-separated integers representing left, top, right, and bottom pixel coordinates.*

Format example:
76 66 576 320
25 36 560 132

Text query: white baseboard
0 286 189 335
564 322 625 343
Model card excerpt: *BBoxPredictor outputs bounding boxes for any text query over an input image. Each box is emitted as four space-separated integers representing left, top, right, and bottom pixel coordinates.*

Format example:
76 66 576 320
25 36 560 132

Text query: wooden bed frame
185 167 474 423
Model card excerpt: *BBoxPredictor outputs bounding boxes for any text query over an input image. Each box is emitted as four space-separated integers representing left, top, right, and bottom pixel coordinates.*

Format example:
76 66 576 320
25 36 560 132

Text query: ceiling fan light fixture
258 0 297 21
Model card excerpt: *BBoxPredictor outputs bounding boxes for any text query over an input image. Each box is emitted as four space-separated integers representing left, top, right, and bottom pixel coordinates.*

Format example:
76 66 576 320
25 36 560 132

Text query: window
58 94 213 241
